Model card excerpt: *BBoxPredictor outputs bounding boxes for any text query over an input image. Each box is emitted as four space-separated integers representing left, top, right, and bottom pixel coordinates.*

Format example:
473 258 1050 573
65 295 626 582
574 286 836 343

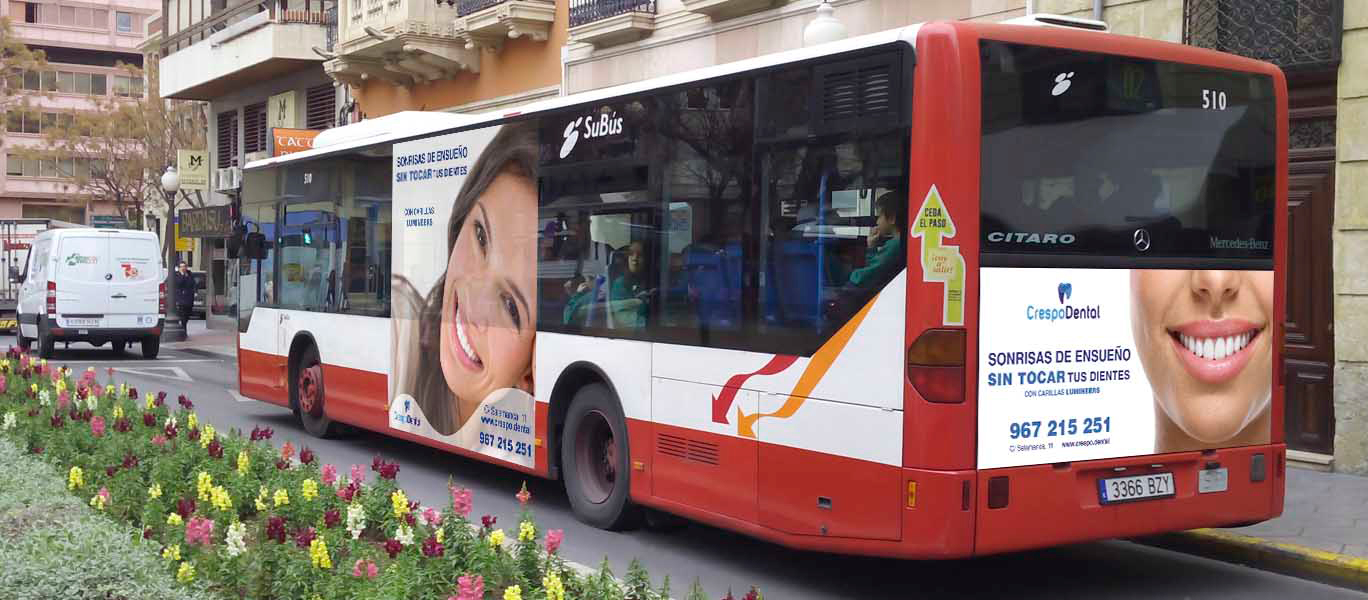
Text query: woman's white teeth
455 308 479 364
1180 332 1254 360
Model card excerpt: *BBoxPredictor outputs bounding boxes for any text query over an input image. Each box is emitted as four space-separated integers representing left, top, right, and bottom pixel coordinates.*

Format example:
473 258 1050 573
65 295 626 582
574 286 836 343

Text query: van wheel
15 317 31 351
37 321 55 359
112 340 127 354
561 383 641 531
295 345 340 438
141 337 159 359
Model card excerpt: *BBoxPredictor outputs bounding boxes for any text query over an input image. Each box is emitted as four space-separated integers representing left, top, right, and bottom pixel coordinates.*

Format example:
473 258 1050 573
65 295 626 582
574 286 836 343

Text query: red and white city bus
237 18 1286 558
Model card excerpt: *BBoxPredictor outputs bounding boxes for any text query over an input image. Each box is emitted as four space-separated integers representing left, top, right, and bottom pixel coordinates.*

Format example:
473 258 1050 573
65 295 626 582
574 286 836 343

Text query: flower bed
0 350 762 600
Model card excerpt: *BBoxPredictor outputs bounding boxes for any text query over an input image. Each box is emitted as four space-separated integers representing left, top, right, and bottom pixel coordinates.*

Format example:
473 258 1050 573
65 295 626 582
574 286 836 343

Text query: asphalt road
19 337 1368 600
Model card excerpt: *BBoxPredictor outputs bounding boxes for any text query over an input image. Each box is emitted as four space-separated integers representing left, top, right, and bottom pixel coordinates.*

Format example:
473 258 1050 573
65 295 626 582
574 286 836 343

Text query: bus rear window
979 41 1276 265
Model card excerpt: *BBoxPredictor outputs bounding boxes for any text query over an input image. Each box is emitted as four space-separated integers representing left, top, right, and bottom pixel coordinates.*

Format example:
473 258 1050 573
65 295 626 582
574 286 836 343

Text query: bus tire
561 383 641 531
295 344 340 438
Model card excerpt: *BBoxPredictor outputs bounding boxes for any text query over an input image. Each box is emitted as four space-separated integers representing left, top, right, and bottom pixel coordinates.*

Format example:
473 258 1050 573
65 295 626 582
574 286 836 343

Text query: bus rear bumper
973 444 1286 556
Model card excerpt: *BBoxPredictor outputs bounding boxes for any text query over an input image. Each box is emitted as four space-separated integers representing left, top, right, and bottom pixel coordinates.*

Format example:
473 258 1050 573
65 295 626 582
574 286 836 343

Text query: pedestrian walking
173 261 195 332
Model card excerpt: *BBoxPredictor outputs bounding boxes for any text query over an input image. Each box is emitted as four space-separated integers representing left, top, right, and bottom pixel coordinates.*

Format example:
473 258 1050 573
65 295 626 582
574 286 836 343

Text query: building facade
561 0 1365 473
1 0 160 225
324 0 568 116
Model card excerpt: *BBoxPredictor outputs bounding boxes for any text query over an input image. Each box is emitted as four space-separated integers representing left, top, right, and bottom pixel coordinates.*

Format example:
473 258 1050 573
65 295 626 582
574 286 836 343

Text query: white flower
346 503 366 540
86 394 98 412
395 524 414 546
38 389 50 406
164 415 177 429
1 412 15 431
225 522 248 557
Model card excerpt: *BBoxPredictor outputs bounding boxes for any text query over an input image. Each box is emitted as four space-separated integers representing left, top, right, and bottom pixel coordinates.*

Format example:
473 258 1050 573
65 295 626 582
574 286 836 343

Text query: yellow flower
112 404 123 419
254 487 269 511
518 520 535 542
210 486 232 513
543 573 565 600
145 392 156 410
88 493 106 511
435 527 444 544
273 488 289 507
148 483 162 500
236 450 250 475
487 528 505 548
186 412 198 430
308 538 332 569
503 585 521 600
40 359 46 367
67 466 84 490
30 383 37 394
196 472 213 502
301 478 318 501
118 383 126 398
105 384 114 397
199 424 215 449
167 512 183 526
391 489 409 519
55 379 66 393
176 561 195 584
162 544 181 561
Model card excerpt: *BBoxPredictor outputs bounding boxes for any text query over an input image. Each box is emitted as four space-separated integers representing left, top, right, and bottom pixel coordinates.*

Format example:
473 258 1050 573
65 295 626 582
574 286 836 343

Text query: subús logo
558 111 625 159
1027 281 1099 322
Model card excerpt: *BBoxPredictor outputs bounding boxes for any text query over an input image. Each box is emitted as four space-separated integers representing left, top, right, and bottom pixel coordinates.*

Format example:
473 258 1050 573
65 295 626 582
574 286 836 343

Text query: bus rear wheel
561 383 641 531
294 344 341 438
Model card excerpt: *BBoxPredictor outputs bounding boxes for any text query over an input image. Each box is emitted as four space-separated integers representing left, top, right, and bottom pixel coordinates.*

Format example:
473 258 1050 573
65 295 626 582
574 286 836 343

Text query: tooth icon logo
1058 282 1072 304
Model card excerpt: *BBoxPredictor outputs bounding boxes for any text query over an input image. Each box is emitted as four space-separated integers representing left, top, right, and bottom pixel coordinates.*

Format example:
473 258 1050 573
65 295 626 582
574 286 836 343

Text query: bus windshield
979 41 1277 264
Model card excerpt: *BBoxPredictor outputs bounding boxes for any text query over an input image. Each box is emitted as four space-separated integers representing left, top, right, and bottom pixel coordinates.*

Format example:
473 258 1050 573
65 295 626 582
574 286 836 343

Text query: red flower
742 588 760 600
299 447 315 465
206 439 224 459
143 412 157 427
163 422 178 439
383 538 403 558
515 482 531 506
249 426 274 441
27 407 39 417
275 459 291 471
323 509 341 528
105 466 118 478
29 446 43 454
175 498 196 518
336 482 358 503
294 526 317 549
127 386 138 399
403 513 416 527
176 394 190 409
378 462 400 480
113 417 132 433
265 516 288 544
142 527 154 540
187 428 201 442
480 514 497 530
50 414 64 429
371 455 384 472
122 453 139 469
421 535 444 558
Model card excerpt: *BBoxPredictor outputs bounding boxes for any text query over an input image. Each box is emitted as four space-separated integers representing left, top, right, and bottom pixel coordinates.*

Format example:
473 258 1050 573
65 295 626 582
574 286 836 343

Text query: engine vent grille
657 433 719 466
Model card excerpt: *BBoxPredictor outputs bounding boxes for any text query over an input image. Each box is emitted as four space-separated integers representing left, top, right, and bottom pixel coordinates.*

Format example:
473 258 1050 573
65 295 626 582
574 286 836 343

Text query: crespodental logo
1028 281 1099 322
558 111 624 159
391 396 421 428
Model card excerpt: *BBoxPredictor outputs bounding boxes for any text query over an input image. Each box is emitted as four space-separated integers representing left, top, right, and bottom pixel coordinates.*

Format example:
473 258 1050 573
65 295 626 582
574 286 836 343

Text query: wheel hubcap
299 363 323 417
574 410 618 505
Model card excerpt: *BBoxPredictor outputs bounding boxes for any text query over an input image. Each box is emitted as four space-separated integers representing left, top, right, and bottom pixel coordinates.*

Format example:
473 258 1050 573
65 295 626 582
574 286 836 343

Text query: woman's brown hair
409 120 540 435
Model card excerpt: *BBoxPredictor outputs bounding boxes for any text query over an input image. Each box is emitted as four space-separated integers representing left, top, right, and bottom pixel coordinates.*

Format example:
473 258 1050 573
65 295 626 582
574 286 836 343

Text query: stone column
1334 2 1368 475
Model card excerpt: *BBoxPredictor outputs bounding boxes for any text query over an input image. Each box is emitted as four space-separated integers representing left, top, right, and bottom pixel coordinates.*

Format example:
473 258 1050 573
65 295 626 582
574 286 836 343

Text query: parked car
14 228 166 359
191 270 207 319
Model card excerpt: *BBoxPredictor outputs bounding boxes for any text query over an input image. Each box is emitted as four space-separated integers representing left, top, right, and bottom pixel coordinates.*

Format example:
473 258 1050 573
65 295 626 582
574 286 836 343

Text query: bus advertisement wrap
388 123 539 468
977 267 1273 469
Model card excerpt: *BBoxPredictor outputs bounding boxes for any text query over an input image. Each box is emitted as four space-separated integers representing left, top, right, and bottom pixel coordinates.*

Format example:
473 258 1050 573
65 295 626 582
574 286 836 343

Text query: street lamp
160 166 186 342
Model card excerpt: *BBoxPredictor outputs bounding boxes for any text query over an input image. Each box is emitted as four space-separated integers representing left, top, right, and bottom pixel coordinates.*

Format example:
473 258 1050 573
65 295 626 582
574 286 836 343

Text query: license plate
1098 472 1175 504
66 318 99 326
1198 468 1228 494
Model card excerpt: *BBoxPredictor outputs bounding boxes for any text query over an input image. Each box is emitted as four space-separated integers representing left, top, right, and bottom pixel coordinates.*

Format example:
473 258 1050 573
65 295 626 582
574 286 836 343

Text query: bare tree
1 17 49 152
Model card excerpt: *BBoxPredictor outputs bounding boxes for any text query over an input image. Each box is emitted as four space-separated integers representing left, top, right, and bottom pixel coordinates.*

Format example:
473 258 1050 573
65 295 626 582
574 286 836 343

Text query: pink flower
57 390 70 410
185 516 214 547
89 416 106 438
545 529 564 555
151 434 167 447
97 487 111 505
321 464 338 487
0 374 6 393
280 441 295 461
455 574 484 600
352 559 379 578
450 486 472 518
367 560 378 578
422 507 442 527
350 464 366 486
516 482 531 506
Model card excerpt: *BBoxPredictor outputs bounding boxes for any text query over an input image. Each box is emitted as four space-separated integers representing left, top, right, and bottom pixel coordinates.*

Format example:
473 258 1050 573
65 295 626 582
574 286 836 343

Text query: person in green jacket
849 192 905 289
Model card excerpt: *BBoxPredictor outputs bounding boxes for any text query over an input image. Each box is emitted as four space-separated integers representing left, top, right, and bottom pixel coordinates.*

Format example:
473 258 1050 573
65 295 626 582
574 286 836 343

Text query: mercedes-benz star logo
1133 228 1152 252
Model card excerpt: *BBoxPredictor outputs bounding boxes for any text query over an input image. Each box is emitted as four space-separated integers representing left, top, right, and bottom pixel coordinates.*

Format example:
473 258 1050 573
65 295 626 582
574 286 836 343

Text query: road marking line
113 366 193 382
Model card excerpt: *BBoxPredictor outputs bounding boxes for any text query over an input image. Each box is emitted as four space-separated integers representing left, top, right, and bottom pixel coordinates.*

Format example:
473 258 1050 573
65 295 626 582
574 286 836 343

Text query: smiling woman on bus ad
1129 269 1273 453
391 122 539 440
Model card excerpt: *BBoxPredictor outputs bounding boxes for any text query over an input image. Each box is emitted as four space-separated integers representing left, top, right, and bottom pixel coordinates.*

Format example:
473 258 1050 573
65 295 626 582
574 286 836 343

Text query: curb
1135 529 1368 591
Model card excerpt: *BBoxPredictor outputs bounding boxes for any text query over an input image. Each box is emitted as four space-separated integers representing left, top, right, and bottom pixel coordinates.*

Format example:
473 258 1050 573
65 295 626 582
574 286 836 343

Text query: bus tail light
46 281 56 317
159 282 167 315
907 329 965 403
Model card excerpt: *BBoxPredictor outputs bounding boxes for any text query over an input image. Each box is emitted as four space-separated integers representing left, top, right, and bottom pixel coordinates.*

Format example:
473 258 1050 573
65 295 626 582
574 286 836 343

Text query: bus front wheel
295 344 341 438
561 383 641 531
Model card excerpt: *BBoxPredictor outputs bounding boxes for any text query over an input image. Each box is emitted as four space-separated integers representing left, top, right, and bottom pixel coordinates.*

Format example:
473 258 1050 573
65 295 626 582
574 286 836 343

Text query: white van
15 229 166 358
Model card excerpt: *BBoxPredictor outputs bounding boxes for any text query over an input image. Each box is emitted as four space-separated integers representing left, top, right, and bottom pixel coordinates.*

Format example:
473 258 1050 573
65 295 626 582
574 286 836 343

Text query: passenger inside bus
848 192 906 289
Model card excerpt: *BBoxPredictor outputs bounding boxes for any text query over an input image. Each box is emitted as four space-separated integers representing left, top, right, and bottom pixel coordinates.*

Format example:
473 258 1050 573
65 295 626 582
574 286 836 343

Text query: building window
112 74 144 97
244 102 268 155
3 156 104 179
306 84 335 130
116 11 133 33
217 110 239 168
24 2 38 23
22 204 86 225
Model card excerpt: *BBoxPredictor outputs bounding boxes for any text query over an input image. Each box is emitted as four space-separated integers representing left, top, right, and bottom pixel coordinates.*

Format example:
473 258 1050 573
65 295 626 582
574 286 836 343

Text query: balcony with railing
1183 0 1342 73
680 0 779 22
451 0 555 52
160 0 336 100
324 0 476 88
568 0 655 47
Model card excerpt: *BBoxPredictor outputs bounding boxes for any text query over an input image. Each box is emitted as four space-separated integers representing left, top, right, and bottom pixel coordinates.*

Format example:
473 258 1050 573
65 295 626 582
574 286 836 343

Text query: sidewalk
1141 466 1368 590
162 319 237 358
